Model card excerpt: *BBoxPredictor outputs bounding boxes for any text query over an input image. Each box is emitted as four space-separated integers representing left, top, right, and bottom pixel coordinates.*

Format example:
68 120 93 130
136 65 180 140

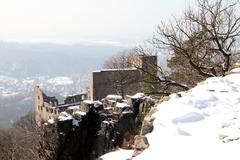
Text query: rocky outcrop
132 135 149 158
140 107 157 136
38 93 155 160
39 107 101 160
40 104 137 160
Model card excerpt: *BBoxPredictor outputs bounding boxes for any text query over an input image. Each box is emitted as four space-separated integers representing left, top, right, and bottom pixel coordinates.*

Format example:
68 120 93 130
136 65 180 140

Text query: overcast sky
0 0 193 46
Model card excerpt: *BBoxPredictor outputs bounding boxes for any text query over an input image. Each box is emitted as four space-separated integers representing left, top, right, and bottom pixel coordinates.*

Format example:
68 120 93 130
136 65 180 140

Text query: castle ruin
35 54 157 125
34 86 87 125
34 54 157 159
89 55 157 100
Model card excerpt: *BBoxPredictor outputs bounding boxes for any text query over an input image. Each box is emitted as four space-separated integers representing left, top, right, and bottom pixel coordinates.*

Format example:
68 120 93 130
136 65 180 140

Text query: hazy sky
0 0 192 46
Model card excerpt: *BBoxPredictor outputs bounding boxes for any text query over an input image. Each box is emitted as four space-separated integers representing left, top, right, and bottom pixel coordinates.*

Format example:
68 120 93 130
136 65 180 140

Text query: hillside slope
102 68 240 160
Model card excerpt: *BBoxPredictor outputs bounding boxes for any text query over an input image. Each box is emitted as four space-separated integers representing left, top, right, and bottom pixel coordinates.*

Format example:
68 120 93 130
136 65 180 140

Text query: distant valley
0 42 123 128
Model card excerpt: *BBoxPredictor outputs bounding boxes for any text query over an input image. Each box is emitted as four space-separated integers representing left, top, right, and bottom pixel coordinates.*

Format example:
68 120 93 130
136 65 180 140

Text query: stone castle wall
89 55 158 100
90 69 141 100
34 86 86 125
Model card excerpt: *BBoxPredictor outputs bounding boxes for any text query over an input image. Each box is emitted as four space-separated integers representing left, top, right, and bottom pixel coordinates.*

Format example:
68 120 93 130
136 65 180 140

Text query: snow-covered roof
102 67 240 160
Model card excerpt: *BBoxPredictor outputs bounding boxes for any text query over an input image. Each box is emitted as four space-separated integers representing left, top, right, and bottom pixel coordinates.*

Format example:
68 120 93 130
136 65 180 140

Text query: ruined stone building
35 84 155 159
34 54 157 159
34 86 87 125
89 55 157 100
35 55 157 125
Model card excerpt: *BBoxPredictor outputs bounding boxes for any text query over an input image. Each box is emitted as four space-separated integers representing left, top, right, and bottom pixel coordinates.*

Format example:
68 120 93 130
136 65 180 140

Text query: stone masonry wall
90 69 141 100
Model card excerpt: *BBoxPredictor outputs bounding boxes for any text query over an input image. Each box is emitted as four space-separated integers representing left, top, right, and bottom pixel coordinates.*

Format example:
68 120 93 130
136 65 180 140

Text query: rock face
141 118 154 136
134 135 149 150
39 108 101 160
42 107 135 160
57 108 101 160
37 88 153 160
131 135 149 158
37 91 155 160
141 107 157 136
93 107 136 158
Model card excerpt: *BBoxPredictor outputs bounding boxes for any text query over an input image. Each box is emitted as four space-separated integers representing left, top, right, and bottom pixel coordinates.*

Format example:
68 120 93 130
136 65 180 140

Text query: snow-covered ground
102 69 240 160
100 149 134 160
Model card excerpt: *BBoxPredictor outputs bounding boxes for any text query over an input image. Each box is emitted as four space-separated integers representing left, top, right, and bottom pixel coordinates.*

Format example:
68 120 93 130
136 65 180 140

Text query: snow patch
100 149 133 160
172 112 205 124
48 118 55 124
131 92 145 99
58 111 73 121
47 77 73 85
230 68 240 73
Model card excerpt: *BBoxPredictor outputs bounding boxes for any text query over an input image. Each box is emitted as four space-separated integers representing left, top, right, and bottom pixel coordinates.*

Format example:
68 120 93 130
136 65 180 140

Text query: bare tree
103 50 141 97
167 52 206 88
153 0 240 77
104 46 190 97
0 129 39 160
37 124 60 160
103 50 134 69
108 69 141 98
0 110 42 160
13 111 36 132
133 45 189 95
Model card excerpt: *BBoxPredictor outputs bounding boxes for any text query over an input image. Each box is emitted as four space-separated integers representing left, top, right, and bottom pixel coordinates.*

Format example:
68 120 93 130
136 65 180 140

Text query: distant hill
0 42 124 77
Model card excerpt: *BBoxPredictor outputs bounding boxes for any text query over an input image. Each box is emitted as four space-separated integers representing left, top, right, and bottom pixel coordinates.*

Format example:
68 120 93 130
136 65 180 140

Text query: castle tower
34 86 60 125
34 85 45 125
129 54 158 78
129 55 158 93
